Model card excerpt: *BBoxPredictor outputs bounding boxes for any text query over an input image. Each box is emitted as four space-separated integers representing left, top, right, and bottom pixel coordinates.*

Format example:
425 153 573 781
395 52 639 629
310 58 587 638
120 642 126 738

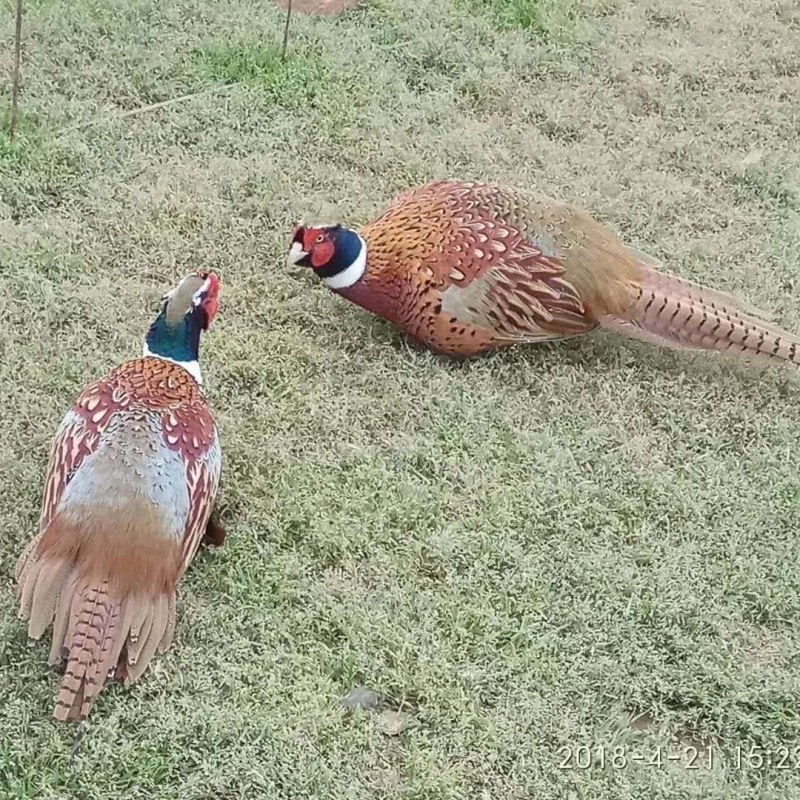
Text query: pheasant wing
162 399 223 580
17 379 117 583
40 380 119 529
438 235 593 342
424 192 595 342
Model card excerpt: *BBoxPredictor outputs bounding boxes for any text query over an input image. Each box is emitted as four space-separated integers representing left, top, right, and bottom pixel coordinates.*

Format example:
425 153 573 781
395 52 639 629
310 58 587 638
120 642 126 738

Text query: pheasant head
144 270 221 384
287 223 367 290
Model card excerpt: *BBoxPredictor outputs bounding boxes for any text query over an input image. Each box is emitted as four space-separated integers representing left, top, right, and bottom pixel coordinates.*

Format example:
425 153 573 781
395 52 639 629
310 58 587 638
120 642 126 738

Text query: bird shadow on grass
340 309 800 400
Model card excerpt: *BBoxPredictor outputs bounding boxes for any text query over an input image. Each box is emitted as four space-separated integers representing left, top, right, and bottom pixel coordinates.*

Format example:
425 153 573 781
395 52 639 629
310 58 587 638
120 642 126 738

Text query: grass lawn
2 0 800 796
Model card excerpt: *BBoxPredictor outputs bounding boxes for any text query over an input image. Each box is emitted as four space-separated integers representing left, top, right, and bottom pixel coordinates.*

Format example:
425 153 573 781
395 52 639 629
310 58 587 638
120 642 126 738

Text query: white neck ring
323 234 368 290
142 344 203 385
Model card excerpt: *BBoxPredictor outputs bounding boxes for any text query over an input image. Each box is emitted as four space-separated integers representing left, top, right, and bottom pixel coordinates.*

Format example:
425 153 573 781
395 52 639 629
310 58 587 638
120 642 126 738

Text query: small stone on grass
378 709 410 736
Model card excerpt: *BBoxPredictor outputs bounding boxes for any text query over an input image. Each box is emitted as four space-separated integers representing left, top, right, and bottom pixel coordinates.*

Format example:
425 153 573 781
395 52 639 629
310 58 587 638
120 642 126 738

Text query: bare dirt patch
274 0 363 16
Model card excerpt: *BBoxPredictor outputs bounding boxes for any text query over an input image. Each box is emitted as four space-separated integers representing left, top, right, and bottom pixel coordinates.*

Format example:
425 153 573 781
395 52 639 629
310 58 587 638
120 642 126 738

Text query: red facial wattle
199 271 221 328
311 239 335 268
296 227 331 269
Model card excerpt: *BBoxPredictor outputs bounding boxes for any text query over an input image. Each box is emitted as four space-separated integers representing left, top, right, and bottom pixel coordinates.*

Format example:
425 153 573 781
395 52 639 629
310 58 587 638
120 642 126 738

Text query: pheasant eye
316 234 325 244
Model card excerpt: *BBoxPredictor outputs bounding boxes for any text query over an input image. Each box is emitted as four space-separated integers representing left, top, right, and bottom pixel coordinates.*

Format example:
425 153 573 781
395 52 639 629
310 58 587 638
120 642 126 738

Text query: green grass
1 0 800 797
189 40 330 106
469 0 582 37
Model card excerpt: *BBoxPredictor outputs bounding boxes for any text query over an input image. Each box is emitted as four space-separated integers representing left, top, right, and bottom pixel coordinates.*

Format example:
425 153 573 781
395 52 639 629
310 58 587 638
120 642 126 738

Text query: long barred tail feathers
17 549 176 721
600 259 800 370
53 582 125 721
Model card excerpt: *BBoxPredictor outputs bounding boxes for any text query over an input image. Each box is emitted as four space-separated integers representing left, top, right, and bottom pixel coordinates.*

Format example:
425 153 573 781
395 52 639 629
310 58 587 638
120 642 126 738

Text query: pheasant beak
287 240 310 268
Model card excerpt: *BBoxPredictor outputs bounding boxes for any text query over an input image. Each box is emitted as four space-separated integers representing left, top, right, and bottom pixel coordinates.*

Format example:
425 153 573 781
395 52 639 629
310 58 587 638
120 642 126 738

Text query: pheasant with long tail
287 180 800 366
16 270 223 721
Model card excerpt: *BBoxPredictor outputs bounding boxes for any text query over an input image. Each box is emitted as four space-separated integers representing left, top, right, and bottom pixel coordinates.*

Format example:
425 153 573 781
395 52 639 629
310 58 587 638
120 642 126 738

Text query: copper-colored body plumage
16 357 221 721
335 180 800 365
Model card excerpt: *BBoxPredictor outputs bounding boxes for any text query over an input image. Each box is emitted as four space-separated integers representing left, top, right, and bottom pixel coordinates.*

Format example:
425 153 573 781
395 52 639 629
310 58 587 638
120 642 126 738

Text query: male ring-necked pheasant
287 180 800 366
16 270 223 721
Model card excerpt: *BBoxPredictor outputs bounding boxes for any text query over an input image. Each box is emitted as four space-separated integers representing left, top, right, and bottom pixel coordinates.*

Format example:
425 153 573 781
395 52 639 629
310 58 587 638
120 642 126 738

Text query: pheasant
287 179 800 366
15 270 223 722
